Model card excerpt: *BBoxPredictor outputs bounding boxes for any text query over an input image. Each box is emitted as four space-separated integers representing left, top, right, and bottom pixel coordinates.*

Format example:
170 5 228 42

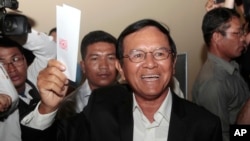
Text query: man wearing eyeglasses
0 29 56 141
192 7 250 141
32 19 222 141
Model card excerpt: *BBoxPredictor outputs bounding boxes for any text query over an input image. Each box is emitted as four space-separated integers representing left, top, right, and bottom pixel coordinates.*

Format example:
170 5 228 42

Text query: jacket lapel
117 87 134 141
116 86 188 141
168 93 188 141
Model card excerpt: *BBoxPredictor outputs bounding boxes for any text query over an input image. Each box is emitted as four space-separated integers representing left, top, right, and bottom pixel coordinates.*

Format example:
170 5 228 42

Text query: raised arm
23 29 56 88
205 0 235 11
37 59 69 114
21 59 69 130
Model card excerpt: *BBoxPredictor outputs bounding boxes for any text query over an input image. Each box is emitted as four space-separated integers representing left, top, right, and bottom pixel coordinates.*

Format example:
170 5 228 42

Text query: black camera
0 0 18 9
0 0 30 36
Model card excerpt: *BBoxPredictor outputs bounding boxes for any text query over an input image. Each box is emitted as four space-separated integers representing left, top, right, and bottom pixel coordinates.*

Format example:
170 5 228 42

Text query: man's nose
142 53 157 68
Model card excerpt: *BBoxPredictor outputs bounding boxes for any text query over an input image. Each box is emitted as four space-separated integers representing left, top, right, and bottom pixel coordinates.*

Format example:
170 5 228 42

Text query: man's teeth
142 75 159 79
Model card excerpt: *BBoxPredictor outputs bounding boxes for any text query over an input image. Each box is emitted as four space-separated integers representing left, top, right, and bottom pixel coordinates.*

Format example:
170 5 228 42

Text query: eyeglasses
123 47 173 63
225 30 246 37
0 56 25 68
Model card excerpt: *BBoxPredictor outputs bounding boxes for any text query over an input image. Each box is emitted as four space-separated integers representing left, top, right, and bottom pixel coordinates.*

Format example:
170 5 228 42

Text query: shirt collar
208 53 239 75
78 79 92 97
132 88 172 121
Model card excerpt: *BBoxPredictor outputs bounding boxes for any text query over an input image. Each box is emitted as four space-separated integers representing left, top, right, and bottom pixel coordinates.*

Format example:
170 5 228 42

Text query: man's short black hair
0 37 23 53
80 30 117 59
202 7 240 47
117 19 177 64
49 27 57 35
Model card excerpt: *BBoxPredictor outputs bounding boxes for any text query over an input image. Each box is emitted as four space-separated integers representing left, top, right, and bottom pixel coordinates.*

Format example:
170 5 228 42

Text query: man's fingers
47 59 66 71
0 94 11 112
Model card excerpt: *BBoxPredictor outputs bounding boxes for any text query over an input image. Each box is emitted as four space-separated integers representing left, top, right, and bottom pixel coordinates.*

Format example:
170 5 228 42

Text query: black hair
0 37 35 65
49 27 57 35
80 30 117 59
116 19 177 64
0 37 23 53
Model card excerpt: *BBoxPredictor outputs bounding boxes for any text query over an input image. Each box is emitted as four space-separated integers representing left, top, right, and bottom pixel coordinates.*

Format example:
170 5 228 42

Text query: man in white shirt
0 29 56 141
34 19 222 141
45 30 184 120
0 63 20 141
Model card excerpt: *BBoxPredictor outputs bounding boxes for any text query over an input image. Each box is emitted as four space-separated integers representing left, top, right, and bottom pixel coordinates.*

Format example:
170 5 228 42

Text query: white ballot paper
56 4 81 82
0 63 19 116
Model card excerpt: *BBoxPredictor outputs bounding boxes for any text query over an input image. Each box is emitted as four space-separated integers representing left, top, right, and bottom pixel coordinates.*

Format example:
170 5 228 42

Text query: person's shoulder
173 94 220 121
92 84 132 96
88 84 132 105
56 112 90 141
57 111 86 127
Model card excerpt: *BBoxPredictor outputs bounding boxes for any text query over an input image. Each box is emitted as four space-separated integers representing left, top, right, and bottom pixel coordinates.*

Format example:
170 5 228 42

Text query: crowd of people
1 0 250 141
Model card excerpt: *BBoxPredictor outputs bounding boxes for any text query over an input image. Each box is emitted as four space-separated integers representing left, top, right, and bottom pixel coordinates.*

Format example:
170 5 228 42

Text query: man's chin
13 81 25 89
97 81 114 87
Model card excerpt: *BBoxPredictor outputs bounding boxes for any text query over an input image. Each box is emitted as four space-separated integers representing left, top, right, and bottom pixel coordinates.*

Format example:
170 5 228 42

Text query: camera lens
4 17 17 32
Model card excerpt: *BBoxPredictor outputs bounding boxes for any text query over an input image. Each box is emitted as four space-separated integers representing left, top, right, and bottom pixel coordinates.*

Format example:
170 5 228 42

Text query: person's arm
205 0 235 11
21 59 69 129
0 64 19 117
236 98 250 124
21 101 57 130
23 29 56 88
192 79 230 133
193 80 227 115
224 0 235 8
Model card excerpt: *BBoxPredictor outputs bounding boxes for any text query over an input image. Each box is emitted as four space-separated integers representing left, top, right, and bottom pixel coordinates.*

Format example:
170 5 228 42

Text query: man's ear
212 31 223 43
115 60 125 81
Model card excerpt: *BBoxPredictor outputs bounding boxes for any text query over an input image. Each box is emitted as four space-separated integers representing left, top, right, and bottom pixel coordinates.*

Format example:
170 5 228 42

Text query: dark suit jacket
57 84 222 141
